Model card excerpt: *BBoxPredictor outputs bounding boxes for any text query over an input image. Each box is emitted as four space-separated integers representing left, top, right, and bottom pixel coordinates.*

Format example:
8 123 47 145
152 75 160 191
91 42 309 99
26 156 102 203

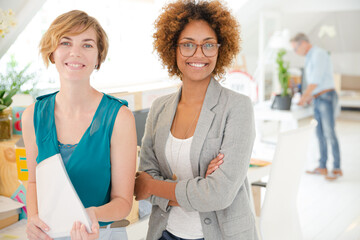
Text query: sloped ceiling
236 0 360 55
0 0 46 59
308 11 360 53
1 0 359 61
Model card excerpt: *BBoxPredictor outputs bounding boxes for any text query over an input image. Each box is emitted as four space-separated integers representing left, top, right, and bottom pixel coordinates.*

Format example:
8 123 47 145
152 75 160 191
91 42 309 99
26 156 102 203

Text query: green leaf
0 104 8 111
276 48 290 96
3 98 13 107
3 88 18 106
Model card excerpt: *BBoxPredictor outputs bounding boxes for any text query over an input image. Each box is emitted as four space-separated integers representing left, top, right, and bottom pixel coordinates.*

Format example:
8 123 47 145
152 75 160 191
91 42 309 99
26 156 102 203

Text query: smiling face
52 27 98 82
176 20 218 83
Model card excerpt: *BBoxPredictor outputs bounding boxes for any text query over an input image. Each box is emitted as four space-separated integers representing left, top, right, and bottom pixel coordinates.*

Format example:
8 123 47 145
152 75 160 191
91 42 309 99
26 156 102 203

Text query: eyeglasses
177 42 221 57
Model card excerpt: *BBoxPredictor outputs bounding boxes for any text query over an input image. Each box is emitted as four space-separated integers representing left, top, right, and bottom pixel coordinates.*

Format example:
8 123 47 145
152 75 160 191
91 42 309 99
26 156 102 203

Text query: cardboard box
340 75 360 90
0 135 22 197
0 213 19 229
15 137 28 181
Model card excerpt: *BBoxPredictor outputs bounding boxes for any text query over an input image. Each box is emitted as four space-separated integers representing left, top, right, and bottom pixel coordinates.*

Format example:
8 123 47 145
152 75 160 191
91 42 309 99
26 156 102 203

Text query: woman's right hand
26 214 52 240
205 153 224 178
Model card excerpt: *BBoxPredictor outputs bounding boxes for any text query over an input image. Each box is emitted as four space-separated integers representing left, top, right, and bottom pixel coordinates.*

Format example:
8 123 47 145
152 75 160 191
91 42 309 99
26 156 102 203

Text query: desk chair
258 121 316 240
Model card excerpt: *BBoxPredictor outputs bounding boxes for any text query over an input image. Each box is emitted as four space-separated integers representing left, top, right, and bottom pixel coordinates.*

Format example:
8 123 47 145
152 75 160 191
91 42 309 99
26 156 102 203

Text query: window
0 0 170 91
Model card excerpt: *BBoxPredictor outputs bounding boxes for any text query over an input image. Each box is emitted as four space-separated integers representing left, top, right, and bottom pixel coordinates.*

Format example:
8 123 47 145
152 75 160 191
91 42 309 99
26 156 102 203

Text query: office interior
0 0 359 239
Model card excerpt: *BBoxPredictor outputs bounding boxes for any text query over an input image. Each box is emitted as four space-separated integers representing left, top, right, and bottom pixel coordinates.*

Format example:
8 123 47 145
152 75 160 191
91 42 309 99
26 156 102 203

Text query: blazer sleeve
138 100 173 212
175 96 256 212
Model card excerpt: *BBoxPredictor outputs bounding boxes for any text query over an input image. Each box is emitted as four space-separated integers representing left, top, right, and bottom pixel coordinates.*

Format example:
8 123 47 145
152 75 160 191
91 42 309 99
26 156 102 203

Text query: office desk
254 101 313 144
248 165 271 184
254 101 313 131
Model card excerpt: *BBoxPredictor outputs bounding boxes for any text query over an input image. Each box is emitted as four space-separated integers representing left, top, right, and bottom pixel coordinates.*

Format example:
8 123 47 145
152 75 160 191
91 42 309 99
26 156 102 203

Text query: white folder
36 154 92 238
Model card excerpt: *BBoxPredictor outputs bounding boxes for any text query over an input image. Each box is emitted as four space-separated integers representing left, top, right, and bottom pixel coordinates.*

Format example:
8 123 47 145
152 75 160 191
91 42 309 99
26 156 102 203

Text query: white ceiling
1 0 359 59
0 0 46 59
235 0 360 55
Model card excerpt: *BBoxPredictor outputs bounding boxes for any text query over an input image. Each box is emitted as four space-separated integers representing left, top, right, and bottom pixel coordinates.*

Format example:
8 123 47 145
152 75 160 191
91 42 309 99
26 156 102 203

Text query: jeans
159 230 204 240
313 90 341 169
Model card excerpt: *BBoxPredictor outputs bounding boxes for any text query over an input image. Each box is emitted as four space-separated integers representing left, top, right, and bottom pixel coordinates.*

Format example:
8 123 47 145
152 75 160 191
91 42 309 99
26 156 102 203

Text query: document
36 154 92 238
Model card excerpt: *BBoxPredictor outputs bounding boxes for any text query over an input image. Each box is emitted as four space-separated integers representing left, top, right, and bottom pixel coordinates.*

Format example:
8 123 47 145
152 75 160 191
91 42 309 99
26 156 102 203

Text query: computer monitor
300 67 307 94
133 109 150 146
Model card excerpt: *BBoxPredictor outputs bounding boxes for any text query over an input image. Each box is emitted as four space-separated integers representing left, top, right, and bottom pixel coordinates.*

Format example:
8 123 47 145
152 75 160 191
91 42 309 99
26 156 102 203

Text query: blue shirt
33 92 128 226
305 46 335 95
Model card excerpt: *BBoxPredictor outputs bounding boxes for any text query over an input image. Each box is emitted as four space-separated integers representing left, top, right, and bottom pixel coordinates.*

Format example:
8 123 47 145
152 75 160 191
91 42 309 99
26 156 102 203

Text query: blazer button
204 218 212 225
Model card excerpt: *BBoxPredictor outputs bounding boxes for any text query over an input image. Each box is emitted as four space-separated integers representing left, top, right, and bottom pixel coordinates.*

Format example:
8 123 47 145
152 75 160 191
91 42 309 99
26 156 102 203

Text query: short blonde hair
39 10 108 70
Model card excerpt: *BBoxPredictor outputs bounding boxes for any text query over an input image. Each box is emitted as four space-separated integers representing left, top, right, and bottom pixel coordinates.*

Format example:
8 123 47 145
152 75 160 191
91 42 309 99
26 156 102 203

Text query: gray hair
290 33 310 43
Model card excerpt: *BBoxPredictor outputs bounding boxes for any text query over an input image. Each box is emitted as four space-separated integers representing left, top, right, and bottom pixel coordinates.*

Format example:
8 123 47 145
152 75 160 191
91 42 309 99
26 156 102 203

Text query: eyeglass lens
179 43 219 57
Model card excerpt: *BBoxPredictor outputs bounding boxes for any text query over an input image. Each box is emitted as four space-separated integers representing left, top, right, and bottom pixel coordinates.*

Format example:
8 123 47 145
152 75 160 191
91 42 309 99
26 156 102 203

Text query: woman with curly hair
134 1 258 239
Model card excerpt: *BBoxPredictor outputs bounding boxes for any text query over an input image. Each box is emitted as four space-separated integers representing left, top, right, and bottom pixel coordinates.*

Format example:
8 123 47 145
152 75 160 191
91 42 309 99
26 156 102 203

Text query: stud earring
95 65 98 69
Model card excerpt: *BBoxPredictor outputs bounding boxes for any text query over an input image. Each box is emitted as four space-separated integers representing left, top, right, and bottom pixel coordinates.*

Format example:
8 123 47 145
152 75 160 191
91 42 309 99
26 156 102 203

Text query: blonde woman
22 10 136 240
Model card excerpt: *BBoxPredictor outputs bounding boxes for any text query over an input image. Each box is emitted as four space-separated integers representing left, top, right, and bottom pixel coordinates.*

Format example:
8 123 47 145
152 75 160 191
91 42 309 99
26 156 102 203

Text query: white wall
331 52 360 76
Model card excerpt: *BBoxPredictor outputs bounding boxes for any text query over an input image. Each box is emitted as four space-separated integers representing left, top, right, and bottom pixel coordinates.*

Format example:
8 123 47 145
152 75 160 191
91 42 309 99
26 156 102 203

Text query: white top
165 133 204 239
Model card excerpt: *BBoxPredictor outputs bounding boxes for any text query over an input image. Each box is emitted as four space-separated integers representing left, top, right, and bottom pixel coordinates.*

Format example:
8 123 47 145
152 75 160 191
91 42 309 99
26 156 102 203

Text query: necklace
170 108 201 181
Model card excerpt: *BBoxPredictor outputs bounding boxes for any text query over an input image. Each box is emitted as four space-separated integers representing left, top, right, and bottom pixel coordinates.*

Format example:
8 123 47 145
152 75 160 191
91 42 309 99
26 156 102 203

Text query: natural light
0 0 175 92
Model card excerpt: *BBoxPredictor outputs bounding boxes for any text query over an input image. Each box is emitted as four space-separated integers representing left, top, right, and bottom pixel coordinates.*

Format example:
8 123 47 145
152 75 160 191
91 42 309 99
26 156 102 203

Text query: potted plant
271 49 292 110
0 89 17 140
0 55 37 140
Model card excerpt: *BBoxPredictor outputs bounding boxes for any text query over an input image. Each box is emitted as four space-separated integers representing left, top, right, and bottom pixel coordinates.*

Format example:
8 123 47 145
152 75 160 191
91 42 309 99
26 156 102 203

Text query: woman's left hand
134 171 153 201
205 153 224 178
70 207 99 240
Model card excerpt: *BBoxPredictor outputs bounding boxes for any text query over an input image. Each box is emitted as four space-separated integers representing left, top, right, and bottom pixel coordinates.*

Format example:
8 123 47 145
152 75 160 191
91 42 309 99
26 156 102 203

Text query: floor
298 110 360 240
127 110 360 240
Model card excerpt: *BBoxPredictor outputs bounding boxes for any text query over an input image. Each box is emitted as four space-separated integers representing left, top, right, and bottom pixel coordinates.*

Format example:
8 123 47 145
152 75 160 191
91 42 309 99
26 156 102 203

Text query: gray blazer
139 79 258 240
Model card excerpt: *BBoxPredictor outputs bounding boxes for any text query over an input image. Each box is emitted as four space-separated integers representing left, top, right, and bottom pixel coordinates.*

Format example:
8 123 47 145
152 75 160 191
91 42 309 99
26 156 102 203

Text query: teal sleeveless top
33 92 128 226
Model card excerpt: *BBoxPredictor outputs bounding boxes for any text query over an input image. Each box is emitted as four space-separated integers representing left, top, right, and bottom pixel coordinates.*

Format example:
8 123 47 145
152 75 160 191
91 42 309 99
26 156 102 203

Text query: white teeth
189 63 206 67
67 63 83 68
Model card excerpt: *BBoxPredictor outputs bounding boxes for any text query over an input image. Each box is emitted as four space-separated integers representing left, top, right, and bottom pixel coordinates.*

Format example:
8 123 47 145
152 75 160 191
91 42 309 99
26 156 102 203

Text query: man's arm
298 84 317 106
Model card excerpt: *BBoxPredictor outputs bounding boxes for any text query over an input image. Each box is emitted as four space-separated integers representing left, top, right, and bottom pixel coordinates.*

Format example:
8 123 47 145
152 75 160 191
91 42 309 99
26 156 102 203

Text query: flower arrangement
0 55 38 98
0 55 37 139
0 8 17 38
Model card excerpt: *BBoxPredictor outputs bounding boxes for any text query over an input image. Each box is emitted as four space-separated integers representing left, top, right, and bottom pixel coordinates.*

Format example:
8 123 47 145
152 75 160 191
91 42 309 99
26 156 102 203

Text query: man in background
291 33 342 180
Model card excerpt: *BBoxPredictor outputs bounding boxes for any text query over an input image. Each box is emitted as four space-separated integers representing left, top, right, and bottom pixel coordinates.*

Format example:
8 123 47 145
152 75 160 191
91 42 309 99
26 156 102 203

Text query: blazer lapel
154 89 181 179
190 79 222 177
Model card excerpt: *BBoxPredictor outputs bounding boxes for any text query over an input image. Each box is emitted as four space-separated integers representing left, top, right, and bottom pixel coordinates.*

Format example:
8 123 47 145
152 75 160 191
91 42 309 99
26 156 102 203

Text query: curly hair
153 0 241 79
39 10 108 70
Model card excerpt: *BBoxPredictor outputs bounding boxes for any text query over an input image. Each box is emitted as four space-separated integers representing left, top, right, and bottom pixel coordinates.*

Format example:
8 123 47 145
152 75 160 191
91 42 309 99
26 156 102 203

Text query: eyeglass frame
176 42 221 57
